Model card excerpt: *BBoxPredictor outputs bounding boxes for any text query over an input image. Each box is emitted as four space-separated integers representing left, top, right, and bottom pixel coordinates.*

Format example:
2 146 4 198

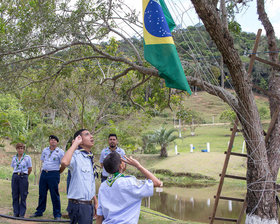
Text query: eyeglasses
16 147 25 149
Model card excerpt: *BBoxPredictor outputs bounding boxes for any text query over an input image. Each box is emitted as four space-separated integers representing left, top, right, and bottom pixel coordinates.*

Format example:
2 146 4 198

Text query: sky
124 0 280 38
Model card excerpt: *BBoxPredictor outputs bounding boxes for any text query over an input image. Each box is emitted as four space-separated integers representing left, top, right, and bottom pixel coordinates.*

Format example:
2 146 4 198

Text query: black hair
73 129 87 139
108 133 117 139
103 151 121 174
49 135 59 142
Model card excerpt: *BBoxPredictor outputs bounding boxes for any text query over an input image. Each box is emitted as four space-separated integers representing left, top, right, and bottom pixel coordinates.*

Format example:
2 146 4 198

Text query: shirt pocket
81 167 91 180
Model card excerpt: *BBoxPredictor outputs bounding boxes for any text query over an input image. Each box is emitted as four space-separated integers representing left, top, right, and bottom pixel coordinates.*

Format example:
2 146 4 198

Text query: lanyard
15 153 26 169
48 148 56 158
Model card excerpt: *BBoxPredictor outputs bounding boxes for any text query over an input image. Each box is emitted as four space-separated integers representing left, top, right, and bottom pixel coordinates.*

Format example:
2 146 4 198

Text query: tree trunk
160 145 168 157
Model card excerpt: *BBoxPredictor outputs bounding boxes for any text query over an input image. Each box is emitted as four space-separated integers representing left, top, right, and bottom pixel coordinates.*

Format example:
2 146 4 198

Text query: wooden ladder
209 106 280 224
209 29 263 224
209 28 280 223
209 118 247 224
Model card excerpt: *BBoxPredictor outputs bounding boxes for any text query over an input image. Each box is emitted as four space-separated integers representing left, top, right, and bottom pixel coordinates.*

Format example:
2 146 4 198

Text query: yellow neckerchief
106 172 124 187
15 153 26 169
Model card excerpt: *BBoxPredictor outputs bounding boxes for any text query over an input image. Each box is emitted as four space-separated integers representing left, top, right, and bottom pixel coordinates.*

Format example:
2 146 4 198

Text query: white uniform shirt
41 147 64 171
97 176 154 224
11 154 32 174
67 150 96 200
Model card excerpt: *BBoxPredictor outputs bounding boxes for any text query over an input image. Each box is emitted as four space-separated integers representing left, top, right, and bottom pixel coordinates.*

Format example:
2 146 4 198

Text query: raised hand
73 135 82 147
122 155 141 169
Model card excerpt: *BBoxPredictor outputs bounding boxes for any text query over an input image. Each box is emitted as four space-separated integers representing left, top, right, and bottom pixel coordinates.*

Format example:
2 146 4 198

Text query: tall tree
189 1 280 223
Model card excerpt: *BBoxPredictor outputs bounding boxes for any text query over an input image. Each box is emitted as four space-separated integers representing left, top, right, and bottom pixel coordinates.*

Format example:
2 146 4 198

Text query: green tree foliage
0 94 26 141
0 0 276 156
141 133 157 154
146 127 179 157
219 109 236 124
259 107 269 120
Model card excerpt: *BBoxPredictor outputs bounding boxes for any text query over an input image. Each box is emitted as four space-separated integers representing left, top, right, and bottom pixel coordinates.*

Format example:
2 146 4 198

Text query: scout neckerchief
79 148 99 178
106 172 124 187
79 148 94 164
15 153 26 169
48 147 57 158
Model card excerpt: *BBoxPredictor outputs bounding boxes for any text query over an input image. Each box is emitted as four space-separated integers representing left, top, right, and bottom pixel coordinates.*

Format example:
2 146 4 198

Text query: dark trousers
35 170 61 218
67 201 93 224
11 174 29 217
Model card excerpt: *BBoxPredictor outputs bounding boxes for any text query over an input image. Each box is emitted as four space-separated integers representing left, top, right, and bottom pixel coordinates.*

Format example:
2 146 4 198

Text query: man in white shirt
99 134 125 182
30 135 65 220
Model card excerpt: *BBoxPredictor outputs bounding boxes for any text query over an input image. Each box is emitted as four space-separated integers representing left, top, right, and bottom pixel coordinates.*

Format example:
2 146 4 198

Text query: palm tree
148 127 179 157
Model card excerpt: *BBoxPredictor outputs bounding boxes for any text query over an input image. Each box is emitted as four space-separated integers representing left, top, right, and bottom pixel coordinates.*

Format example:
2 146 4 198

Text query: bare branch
100 67 135 85
187 76 239 110
0 45 57 57
126 75 152 110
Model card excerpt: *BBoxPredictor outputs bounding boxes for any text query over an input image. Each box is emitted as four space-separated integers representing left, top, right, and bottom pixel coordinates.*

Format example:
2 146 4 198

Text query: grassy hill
178 91 269 123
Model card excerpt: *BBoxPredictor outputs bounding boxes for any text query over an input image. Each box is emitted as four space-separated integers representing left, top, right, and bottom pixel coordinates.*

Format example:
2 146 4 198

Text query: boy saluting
96 151 162 224
61 129 97 224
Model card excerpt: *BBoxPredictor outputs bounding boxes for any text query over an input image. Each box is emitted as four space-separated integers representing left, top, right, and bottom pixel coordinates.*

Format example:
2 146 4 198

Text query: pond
141 185 246 223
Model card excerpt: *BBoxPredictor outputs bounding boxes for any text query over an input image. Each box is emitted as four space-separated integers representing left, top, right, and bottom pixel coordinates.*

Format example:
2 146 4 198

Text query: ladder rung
224 151 247 157
214 195 245 202
210 216 238 222
220 174 247 180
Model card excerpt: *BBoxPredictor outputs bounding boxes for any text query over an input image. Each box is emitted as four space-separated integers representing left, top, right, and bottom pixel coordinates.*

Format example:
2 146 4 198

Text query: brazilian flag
143 0 192 94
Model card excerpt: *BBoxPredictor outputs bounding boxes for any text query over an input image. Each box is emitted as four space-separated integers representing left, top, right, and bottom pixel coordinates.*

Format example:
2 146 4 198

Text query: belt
13 172 27 176
43 170 59 173
69 199 92 205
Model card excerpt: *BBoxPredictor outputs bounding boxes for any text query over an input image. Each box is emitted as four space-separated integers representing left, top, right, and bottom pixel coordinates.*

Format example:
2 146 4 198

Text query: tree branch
126 75 152 110
187 76 240 110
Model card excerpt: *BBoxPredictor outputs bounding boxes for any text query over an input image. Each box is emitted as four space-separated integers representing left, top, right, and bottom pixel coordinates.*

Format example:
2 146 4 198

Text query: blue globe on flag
144 0 172 38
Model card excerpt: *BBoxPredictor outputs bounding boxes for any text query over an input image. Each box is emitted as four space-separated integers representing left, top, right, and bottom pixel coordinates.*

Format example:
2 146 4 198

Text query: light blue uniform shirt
41 147 64 171
11 154 32 174
67 150 96 201
97 176 154 224
99 147 125 177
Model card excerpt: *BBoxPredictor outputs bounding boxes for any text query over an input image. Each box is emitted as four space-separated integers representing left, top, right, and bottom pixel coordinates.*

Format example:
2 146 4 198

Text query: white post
175 145 178 155
190 144 193 153
190 197 194 207
242 140 245 153
207 142 210 152
228 200 232 211
207 198 211 207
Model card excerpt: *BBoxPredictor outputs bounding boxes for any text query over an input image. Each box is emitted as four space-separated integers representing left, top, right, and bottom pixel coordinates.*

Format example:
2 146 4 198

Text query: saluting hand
73 135 82 147
122 155 141 169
